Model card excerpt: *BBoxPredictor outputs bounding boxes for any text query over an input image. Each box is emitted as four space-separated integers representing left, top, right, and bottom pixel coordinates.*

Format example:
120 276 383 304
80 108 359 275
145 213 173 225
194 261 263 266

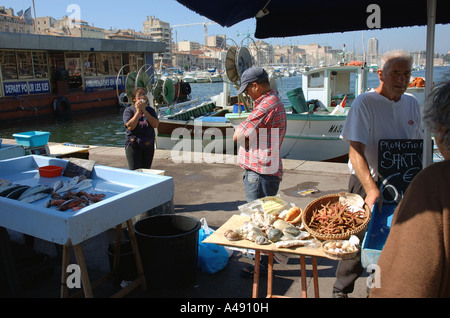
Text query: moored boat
225 62 369 162
0 32 165 123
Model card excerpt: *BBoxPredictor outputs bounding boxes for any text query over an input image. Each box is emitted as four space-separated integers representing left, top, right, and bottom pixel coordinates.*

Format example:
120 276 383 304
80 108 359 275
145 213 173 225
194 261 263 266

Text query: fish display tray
302 194 371 241
361 204 396 268
0 155 174 245
13 131 50 147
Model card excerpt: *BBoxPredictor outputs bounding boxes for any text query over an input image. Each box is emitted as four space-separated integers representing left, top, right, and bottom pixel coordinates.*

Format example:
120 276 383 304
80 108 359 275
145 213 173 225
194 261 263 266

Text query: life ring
53 96 71 117
118 92 130 107
181 82 191 95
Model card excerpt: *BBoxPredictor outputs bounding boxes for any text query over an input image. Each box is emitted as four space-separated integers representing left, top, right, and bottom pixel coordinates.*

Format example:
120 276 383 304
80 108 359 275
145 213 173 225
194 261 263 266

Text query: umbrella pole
423 0 436 168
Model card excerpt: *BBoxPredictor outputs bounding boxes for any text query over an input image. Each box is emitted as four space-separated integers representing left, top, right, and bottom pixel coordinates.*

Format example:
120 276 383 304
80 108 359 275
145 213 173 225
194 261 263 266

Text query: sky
3 0 450 54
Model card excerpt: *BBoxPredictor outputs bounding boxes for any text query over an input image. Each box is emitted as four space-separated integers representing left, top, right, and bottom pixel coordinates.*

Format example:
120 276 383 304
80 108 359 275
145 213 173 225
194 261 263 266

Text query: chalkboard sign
378 139 423 204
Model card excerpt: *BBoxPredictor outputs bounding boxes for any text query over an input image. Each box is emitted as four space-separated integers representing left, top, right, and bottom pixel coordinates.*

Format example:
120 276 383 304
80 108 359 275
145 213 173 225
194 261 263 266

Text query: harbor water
0 67 448 148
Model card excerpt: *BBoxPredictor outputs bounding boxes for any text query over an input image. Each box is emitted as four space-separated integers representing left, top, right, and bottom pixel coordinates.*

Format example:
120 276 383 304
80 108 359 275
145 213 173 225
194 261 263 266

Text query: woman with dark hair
123 87 159 170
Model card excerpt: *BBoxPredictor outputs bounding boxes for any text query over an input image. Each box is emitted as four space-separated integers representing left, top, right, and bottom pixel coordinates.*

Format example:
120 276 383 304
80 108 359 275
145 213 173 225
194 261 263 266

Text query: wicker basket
321 240 359 260
301 193 371 241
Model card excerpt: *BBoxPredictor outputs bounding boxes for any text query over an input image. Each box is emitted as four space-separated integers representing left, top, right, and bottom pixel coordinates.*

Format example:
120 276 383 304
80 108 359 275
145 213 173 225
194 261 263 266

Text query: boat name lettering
328 124 343 133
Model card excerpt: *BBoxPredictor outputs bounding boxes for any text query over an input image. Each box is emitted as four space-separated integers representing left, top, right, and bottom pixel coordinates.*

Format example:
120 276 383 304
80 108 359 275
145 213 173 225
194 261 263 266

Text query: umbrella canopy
176 0 450 38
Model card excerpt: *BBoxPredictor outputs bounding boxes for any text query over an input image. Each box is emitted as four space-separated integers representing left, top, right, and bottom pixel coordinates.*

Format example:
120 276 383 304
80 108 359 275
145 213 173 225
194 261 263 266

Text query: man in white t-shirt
333 50 424 298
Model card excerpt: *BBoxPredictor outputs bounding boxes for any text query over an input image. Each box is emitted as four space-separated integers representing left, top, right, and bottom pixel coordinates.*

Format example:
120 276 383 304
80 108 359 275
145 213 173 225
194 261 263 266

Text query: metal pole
32 0 37 34
423 0 436 168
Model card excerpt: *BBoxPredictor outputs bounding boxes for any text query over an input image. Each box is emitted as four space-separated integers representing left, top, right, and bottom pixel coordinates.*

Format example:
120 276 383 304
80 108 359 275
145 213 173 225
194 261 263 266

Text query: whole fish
0 184 24 197
18 185 53 200
19 192 49 203
73 179 92 191
51 180 64 192
5 186 31 200
56 176 80 193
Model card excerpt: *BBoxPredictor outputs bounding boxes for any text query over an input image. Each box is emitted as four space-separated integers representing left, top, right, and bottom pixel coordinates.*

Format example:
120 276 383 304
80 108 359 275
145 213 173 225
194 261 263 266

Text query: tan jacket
370 159 450 297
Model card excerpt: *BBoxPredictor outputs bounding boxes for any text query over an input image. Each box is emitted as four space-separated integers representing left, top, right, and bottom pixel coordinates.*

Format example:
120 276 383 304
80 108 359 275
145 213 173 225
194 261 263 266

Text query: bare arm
349 140 380 210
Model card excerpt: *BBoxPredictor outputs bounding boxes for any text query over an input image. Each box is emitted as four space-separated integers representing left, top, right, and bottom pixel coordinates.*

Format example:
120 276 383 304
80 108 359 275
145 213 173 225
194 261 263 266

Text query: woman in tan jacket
370 80 450 297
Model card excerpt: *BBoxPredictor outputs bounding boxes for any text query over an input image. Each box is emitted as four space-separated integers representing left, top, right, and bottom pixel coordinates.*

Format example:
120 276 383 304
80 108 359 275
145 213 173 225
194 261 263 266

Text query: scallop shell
255 236 270 245
224 229 241 241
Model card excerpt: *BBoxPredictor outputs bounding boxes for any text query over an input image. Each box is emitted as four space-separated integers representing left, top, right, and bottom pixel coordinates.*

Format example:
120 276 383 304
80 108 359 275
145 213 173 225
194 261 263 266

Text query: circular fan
236 46 253 77
162 78 175 104
125 71 152 98
225 46 239 84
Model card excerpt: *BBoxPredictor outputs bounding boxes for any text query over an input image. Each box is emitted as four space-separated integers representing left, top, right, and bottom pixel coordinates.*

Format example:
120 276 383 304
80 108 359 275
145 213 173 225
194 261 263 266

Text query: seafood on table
224 197 314 248
0 176 105 211
307 199 367 236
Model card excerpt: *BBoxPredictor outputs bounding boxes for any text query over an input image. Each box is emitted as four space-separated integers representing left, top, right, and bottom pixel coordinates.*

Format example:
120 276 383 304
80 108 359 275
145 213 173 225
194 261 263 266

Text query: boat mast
32 0 37 34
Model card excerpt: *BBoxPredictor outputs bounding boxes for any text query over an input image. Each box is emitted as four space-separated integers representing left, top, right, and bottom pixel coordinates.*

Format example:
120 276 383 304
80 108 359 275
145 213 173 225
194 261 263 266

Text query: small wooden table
203 215 327 298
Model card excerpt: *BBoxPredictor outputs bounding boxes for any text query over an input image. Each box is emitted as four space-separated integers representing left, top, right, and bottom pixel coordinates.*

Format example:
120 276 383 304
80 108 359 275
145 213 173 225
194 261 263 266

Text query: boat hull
225 112 349 162
0 89 119 123
156 118 235 155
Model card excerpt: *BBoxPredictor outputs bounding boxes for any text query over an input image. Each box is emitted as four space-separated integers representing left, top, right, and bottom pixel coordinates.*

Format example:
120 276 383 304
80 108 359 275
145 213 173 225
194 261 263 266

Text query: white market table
0 155 174 297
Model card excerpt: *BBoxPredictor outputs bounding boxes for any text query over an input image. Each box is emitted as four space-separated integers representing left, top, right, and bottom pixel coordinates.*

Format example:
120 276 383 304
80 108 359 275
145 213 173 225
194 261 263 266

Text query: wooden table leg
60 243 71 298
266 252 274 298
72 243 94 298
300 255 307 298
126 219 147 291
312 257 320 298
252 250 261 298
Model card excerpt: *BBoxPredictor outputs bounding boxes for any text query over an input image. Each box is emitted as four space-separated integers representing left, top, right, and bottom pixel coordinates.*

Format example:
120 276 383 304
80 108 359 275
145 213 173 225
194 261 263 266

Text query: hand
135 99 147 113
364 187 380 211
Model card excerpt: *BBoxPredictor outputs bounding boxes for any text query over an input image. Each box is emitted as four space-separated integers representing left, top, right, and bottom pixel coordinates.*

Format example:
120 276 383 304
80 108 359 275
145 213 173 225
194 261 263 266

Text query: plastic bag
197 218 229 274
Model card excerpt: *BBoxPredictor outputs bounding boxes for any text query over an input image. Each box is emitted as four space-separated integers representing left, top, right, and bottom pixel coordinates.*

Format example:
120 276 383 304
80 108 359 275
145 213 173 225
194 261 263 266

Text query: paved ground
0 140 372 299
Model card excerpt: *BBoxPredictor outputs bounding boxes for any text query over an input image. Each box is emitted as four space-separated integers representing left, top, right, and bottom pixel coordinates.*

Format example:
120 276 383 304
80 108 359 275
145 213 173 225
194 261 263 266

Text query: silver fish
56 176 80 193
0 184 24 197
6 186 31 200
19 192 49 203
18 185 53 200
51 180 64 192
73 179 92 191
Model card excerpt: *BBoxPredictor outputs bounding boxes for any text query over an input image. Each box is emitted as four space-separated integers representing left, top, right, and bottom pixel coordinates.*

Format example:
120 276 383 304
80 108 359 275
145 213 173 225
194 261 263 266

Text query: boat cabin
0 32 165 122
302 64 368 110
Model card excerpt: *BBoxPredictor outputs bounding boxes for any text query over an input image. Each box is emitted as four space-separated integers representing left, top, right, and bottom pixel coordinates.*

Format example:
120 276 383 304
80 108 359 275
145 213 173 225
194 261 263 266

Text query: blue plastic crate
12 131 50 147
361 203 396 268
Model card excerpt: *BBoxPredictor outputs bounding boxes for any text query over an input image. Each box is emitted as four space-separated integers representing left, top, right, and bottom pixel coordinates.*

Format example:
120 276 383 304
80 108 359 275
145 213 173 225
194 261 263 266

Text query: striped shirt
237 89 287 178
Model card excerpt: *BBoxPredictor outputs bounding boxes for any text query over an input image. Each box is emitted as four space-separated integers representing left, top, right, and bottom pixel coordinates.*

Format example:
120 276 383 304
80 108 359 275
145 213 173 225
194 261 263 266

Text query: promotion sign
378 139 423 204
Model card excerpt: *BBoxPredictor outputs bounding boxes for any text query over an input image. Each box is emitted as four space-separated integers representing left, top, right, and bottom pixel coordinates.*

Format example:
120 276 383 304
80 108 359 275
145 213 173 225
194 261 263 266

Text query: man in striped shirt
233 67 287 203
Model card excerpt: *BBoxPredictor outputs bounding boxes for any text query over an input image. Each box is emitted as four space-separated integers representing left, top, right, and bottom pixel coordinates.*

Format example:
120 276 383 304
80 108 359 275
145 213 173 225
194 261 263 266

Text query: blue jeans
243 170 281 203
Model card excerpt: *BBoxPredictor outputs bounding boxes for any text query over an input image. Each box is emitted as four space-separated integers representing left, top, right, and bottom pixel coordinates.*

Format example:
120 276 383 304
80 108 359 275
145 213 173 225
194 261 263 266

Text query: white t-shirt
340 89 423 180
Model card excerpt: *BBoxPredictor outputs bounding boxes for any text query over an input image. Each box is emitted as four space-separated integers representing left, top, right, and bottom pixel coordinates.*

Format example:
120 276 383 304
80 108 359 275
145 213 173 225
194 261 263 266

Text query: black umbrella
177 0 450 167
176 0 450 38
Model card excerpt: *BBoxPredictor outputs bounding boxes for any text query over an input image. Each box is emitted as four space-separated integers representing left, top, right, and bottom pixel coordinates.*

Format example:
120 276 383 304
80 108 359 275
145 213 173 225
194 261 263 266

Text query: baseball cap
237 67 268 95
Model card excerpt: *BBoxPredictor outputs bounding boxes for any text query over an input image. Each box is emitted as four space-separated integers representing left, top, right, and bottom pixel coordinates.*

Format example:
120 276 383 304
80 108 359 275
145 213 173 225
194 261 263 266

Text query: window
1 50 18 80
17 51 33 79
96 53 109 75
32 51 49 78
65 53 81 76
308 71 324 88
83 52 97 76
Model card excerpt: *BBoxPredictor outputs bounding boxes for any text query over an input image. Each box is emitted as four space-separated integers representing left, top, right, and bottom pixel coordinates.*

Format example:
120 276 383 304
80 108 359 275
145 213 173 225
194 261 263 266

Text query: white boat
182 72 197 83
209 73 223 82
224 63 369 162
194 71 210 83
155 100 235 154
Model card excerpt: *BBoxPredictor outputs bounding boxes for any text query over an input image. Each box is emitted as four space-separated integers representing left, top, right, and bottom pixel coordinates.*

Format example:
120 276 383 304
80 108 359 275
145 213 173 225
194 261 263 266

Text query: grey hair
380 50 412 72
423 80 450 151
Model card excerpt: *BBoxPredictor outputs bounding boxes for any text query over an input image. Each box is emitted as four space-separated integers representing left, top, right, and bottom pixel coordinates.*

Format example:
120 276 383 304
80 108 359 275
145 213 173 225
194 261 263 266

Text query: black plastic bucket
106 240 138 283
134 214 201 290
